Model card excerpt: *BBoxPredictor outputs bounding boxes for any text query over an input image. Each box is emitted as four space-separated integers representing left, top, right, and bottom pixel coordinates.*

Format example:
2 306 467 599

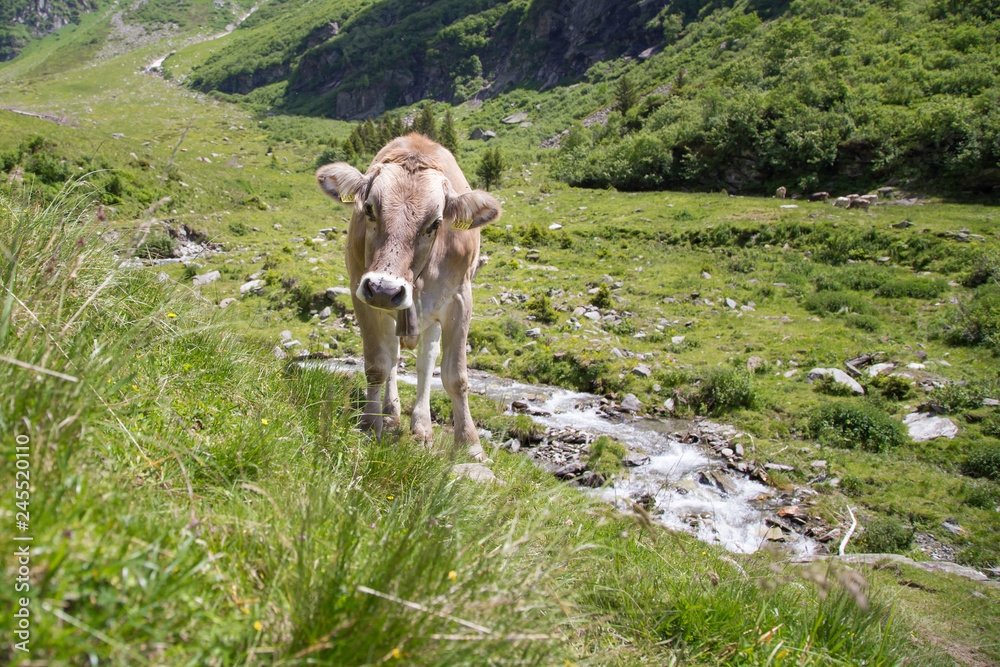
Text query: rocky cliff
0 0 96 61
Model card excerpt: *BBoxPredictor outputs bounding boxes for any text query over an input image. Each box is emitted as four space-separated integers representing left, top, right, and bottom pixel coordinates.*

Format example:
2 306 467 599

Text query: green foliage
874 278 944 299
588 435 627 475
867 374 912 401
982 411 1000 439
525 291 558 324
814 374 857 397
961 443 1000 481
804 291 874 316
412 104 437 140
439 109 459 153
590 283 613 309
940 285 1000 349
695 369 757 415
962 250 1000 288
961 479 1000 510
136 232 177 259
850 515 914 555
614 73 638 114
314 145 347 169
476 147 505 191
808 401 907 452
931 381 991 413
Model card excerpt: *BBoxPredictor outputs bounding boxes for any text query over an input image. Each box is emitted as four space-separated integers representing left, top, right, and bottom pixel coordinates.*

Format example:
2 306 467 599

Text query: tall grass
0 186 948 664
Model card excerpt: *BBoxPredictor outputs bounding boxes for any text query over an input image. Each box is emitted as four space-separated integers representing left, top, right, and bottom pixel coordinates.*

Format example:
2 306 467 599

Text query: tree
439 109 459 153
614 73 638 114
476 147 505 191
413 104 437 140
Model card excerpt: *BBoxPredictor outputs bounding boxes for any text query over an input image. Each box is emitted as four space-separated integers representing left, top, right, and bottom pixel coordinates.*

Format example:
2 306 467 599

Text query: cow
316 134 501 461
809 192 830 202
775 186 786 199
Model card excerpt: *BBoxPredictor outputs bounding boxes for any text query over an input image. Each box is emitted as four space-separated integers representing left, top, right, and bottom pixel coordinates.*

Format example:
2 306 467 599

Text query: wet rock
511 400 529 412
620 394 642 413
554 461 587 479
903 413 958 441
623 452 651 467
807 368 864 394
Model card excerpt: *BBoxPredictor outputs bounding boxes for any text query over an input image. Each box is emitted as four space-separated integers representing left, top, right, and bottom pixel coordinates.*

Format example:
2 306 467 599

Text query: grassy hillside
1 2 1000 663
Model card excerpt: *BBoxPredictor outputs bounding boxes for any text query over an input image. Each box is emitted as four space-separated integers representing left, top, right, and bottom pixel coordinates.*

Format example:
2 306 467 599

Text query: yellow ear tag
340 192 356 203
452 218 473 231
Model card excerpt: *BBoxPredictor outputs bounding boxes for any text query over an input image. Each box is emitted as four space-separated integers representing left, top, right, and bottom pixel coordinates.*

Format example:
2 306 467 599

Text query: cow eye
364 203 375 220
426 216 442 234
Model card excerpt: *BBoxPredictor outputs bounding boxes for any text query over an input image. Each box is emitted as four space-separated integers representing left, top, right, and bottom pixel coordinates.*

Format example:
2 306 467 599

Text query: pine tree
341 138 357 164
476 147 505 191
413 104 437 140
439 109 459 153
614 73 638 114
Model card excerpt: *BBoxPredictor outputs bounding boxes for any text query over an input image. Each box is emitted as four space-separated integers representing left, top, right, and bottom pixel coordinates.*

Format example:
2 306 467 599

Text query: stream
312 358 818 556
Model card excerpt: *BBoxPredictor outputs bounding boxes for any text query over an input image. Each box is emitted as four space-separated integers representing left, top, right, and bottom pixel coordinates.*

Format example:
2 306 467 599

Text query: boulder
631 364 652 378
326 286 351 298
192 270 221 287
903 413 958 442
620 394 642 413
867 362 895 377
218 298 237 309
501 112 529 124
452 463 503 485
807 368 864 394
240 279 265 296
318 306 332 319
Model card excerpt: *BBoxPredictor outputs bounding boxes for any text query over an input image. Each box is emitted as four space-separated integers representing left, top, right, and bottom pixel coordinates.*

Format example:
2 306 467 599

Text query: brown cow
316 134 501 460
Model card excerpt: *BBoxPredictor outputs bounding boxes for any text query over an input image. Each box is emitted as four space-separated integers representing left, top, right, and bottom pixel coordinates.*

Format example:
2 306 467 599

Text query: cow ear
316 163 368 204
445 189 502 230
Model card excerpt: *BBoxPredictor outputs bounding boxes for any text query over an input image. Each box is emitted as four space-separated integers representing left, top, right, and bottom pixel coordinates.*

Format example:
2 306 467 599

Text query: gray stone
623 452 651 467
548 223 562 230
620 394 642 413
452 463 503 485
318 306 332 319
746 356 764 373
192 270 220 287
155 271 170 283
903 412 958 442
811 460 828 469
584 311 601 321
725 298 738 309
239 279 265 295
671 335 686 345
783 369 799 378
984 398 1000 407
282 339 301 348
272 346 287 360
631 363 652 378
501 112 529 124
940 520 966 537
279 330 293 341
701 271 712 280
807 368 864 394
218 298 237 309
326 286 351 298
525 327 542 337
764 462 795 472
664 398 675 412
867 362 895 377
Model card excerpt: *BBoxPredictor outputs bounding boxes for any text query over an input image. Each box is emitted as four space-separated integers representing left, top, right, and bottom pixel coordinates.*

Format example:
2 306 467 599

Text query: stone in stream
553 461 587 479
623 452 651 467
619 394 643 413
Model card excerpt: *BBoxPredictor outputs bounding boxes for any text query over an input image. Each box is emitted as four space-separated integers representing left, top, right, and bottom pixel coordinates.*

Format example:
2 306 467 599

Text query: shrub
526 292 558 324
695 369 757 415
314 146 347 169
867 374 912 401
930 381 990 413
804 291 874 316
590 284 613 309
942 284 1000 349
808 401 907 452
845 313 881 332
228 220 249 236
961 443 1000 481
851 515 914 555
814 374 858 397
982 411 1000 438
520 222 550 246
588 436 627 475
874 278 944 299
136 232 177 259
605 318 635 336
962 251 1000 288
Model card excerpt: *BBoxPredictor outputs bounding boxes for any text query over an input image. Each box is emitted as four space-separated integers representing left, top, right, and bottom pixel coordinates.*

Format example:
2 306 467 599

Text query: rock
282 339 301 348
747 356 764 373
240 279 265 296
501 438 520 453
811 460 828 469
155 271 170 283
279 330 293 341
452 463 503 485
664 398 675 412
553 461 587 479
779 204 798 210
326 286 351 298
318 306 332 319
867 362 895 377
903 413 958 442
783 369 798 378
764 526 786 541
584 311 600 321
984 398 1000 407
764 462 795 472
192 270 221 287
218 298 237 309
525 327 542 337
511 400 529 412
272 346 287 360
577 472 606 488
725 297 738 309
548 223 563 230
807 368 864 395
907 362 926 370
671 335 686 345
620 394 642 413
701 271 712 280
631 364 652 378
623 452 651 467
501 112 529 124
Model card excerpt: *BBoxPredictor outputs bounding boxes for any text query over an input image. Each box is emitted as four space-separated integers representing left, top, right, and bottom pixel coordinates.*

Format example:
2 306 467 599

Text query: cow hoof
467 443 492 464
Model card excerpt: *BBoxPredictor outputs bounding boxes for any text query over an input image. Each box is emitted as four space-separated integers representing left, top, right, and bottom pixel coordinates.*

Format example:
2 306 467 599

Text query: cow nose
357 273 412 310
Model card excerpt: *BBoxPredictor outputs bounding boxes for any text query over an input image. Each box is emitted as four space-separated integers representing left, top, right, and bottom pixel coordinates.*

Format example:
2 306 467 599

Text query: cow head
317 161 500 311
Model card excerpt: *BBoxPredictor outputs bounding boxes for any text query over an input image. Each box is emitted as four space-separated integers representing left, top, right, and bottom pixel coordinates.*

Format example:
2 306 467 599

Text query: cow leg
439 291 485 462
410 321 441 446
354 302 399 439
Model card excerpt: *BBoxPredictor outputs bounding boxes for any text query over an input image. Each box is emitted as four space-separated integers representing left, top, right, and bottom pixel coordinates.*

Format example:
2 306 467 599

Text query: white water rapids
312 358 817 555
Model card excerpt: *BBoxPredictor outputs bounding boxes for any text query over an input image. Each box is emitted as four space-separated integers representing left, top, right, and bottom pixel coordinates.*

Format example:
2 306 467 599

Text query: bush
962 443 1000 481
982 411 1000 438
867 374 912 401
874 278 944 299
962 251 1000 288
136 232 177 259
695 369 757 415
808 401 907 452
851 515 914 555
804 291 874 316
525 292 558 324
590 283 613 309
814 374 858 397
930 381 990 413
942 285 1000 349
845 313 881 332
588 436 627 476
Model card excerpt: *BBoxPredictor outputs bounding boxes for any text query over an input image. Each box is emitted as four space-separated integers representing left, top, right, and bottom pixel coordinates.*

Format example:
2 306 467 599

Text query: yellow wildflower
448 570 457 581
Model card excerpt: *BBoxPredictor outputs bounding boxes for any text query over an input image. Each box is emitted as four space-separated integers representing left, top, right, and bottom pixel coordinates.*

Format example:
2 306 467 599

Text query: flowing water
313 358 817 555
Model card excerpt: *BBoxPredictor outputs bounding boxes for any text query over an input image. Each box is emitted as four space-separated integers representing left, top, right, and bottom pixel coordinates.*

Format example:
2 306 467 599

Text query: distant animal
809 192 829 202
833 197 851 208
775 186 786 199
316 134 501 460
